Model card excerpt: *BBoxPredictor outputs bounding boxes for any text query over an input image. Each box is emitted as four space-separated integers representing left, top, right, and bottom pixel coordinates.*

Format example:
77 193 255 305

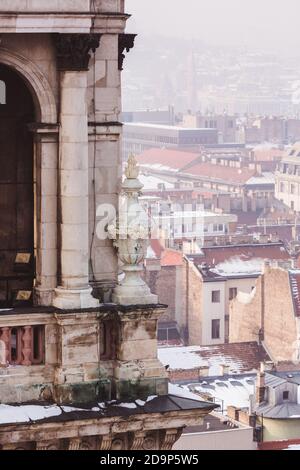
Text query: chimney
220 364 230 376
256 363 266 405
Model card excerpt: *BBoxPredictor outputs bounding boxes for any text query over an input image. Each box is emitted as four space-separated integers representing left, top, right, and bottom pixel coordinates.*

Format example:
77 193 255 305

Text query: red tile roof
253 147 285 162
194 342 270 374
137 148 201 171
184 162 256 184
161 249 183 267
259 439 300 450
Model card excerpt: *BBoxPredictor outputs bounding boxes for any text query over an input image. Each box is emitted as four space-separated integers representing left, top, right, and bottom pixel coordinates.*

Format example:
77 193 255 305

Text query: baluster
21 326 32 366
0 327 11 364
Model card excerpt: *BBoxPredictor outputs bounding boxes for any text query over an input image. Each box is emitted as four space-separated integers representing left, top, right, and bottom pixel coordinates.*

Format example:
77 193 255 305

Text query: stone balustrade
0 325 44 366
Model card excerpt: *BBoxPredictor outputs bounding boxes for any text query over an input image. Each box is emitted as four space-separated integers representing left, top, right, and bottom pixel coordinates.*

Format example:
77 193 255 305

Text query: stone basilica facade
0 1 215 450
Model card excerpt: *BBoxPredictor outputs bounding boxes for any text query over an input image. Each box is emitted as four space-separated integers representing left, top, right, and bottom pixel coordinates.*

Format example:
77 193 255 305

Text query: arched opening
0 64 35 307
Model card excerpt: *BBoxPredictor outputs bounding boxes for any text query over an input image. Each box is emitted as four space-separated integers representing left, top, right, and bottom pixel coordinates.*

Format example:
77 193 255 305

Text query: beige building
0 1 216 451
275 142 300 212
185 242 291 346
230 265 300 362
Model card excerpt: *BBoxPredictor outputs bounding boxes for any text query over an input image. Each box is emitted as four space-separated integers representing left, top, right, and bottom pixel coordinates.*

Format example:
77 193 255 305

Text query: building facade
0 1 216 451
275 142 300 212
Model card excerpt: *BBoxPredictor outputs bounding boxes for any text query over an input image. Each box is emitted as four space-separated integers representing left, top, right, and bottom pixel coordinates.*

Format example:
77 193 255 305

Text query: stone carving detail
118 34 136 70
160 429 182 450
54 34 101 71
68 438 81 451
143 435 157 451
111 438 125 450
99 436 112 450
36 441 59 451
108 155 158 306
130 432 145 450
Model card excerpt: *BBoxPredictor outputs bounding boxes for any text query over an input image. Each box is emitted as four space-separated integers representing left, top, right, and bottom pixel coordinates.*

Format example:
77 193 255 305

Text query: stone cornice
0 13 129 34
54 33 101 71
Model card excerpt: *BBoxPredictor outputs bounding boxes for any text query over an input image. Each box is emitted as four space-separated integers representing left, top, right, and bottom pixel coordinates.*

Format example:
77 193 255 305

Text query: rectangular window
212 290 220 303
229 287 238 300
283 391 289 400
291 184 296 195
212 319 221 339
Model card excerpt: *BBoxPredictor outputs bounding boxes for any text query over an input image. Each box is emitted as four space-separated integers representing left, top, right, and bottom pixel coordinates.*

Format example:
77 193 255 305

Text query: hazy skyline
126 0 300 55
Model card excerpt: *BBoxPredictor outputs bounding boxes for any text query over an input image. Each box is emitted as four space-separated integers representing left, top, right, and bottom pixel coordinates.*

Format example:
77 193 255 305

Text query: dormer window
0 80 6 104
283 391 289 400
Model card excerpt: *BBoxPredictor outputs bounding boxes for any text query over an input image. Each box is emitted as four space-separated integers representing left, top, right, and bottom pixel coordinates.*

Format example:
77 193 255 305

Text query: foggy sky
125 0 300 55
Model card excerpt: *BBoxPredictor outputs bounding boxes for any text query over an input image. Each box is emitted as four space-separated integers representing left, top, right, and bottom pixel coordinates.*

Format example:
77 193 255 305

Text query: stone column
53 34 101 310
33 125 59 307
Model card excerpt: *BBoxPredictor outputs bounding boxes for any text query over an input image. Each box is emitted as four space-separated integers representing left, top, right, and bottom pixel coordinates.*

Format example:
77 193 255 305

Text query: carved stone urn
108 155 158 306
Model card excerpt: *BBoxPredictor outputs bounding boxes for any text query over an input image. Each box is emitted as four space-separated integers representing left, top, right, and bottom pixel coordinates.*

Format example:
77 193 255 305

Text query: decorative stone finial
109 155 158 306
125 154 140 180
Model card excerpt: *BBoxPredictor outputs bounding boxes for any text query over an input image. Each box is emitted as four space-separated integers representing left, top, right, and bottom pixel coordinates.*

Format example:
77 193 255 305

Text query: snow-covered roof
139 174 174 190
212 256 264 277
189 376 255 411
158 342 268 375
246 172 275 186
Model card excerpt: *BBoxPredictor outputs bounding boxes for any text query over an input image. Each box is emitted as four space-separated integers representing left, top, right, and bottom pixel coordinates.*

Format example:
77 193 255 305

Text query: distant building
182 113 238 144
121 106 175 125
230 265 300 362
123 122 218 159
242 117 300 145
228 367 300 446
276 142 300 212
185 242 291 345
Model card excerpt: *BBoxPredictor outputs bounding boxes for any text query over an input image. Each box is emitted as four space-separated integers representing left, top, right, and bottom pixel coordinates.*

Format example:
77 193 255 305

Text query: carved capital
54 34 101 71
118 34 137 70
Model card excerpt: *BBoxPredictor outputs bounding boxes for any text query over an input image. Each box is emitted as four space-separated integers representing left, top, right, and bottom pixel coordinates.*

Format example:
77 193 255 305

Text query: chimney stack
256 362 266 405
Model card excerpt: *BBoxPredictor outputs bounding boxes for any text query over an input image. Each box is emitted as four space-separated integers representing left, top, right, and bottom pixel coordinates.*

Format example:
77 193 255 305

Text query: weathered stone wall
230 267 299 362
229 278 262 343
0 306 168 405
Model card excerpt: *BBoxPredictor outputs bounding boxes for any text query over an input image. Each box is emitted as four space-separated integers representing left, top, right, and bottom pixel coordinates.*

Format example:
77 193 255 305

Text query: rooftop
125 122 215 132
187 242 291 280
158 342 269 376
137 148 200 171
183 162 256 185
0 386 217 427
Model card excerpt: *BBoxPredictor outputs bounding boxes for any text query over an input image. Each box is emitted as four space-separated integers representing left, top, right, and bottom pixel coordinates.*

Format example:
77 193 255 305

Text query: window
212 290 220 303
291 201 295 211
229 287 238 300
280 182 285 193
283 391 289 400
212 319 221 339
291 184 296 195
0 80 6 104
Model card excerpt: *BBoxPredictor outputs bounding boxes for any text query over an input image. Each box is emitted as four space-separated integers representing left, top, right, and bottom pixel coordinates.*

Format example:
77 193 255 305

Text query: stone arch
0 48 57 123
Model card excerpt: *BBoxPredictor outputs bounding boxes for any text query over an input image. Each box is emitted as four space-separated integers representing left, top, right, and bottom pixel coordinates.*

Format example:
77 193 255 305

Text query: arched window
0 80 6 104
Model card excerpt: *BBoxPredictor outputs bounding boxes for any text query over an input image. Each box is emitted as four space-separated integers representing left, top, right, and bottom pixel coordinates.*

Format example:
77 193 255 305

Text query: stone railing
0 325 44 366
